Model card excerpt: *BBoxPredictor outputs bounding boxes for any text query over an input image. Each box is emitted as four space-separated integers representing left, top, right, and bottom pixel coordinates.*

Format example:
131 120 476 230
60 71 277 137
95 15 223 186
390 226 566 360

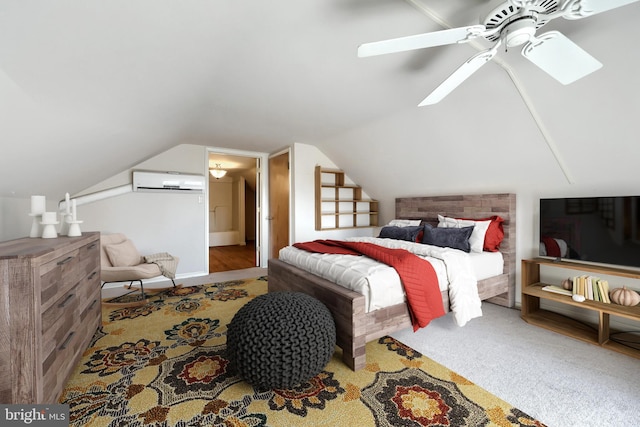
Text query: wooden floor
209 241 257 273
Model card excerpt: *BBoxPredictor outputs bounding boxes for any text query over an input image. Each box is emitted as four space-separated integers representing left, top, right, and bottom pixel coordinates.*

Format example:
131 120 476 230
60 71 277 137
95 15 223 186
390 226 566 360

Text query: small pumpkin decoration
609 286 640 306
561 278 573 291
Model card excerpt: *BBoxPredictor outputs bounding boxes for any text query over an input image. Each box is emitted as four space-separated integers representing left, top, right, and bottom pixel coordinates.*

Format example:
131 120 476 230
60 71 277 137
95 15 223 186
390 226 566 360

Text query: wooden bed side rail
364 303 412 343
478 273 510 300
478 273 511 306
267 258 367 370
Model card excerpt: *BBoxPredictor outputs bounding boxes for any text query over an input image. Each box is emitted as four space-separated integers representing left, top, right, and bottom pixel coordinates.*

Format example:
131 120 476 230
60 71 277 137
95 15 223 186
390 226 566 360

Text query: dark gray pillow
378 225 423 242
422 225 474 252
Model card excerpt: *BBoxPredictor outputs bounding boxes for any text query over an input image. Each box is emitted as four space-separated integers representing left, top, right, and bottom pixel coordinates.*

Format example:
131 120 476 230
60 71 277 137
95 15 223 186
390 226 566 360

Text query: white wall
77 144 208 279
235 177 246 243
208 174 247 246
1 194 68 242
291 142 376 243
1 197 32 241
81 191 205 274
210 178 234 232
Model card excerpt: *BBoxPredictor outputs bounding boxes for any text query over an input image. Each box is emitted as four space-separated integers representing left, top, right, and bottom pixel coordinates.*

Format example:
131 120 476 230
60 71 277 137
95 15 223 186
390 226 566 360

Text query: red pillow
457 215 504 252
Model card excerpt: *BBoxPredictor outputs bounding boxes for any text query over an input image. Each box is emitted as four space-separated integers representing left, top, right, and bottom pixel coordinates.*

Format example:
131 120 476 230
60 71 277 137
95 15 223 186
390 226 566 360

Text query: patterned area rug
61 277 546 426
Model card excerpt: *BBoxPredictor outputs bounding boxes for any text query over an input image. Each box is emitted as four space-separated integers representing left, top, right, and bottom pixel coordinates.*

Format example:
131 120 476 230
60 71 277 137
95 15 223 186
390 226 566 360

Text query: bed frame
268 193 516 370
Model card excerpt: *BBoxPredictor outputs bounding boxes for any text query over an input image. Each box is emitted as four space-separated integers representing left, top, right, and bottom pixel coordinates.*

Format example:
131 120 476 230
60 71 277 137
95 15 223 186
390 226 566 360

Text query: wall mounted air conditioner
133 171 205 193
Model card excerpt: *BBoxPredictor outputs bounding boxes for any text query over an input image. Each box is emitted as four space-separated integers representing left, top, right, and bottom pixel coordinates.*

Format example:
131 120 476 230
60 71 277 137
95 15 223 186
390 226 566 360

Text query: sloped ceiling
1 0 640 200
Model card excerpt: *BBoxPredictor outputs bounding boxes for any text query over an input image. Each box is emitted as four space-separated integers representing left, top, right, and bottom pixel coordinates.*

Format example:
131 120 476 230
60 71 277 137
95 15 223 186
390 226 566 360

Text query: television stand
521 258 640 359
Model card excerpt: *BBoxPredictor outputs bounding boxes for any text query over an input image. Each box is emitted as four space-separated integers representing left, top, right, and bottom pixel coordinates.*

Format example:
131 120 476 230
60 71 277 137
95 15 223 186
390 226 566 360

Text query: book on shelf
600 280 611 303
570 275 611 303
593 280 601 302
541 285 573 296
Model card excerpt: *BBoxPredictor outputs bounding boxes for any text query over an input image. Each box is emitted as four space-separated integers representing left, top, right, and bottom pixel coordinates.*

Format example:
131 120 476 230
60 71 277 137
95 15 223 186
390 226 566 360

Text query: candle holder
40 212 59 239
59 213 72 236
30 195 46 216
28 213 42 238
67 220 83 237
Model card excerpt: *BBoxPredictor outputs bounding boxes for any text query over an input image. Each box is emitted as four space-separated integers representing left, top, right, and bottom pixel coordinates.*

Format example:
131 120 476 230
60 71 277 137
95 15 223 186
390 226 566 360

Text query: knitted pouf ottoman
226 291 336 390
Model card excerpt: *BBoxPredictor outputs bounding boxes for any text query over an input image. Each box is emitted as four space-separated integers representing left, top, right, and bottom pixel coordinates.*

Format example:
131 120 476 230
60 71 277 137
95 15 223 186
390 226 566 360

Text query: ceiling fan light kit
358 0 639 105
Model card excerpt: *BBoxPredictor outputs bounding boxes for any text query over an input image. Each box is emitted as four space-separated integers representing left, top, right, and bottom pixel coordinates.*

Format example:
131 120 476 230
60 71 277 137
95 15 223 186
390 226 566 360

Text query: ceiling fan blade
565 0 640 18
521 31 602 85
358 25 486 58
418 46 498 106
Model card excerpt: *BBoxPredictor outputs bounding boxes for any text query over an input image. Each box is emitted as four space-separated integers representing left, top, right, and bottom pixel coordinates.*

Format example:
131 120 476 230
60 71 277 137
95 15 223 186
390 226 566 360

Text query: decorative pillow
422 225 474 252
378 225 423 243
456 215 505 252
438 215 490 253
105 239 141 267
387 219 422 227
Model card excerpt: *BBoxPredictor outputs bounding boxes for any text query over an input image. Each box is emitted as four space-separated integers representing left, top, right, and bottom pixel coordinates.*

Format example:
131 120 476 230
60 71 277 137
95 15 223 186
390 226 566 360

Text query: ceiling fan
358 0 640 106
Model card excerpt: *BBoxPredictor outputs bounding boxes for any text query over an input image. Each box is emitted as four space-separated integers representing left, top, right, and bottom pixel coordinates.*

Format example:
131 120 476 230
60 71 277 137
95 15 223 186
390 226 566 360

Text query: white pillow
387 219 422 227
437 215 490 253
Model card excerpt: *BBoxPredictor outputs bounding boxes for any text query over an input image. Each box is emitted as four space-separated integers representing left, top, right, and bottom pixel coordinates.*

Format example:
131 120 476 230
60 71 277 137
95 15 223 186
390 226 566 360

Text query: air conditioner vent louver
133 171 205 193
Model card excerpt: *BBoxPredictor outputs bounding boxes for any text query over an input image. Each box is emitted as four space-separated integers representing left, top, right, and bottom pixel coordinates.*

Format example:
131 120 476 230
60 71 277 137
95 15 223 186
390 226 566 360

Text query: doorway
208 153 259 273
268 151 290 258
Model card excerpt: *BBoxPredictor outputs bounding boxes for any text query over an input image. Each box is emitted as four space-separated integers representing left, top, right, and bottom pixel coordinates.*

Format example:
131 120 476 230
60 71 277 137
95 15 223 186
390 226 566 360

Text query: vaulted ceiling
2 0 640 200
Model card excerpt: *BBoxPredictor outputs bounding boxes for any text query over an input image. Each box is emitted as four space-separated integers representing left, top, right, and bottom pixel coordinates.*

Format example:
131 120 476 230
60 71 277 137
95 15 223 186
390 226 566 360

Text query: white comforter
279 237 482 327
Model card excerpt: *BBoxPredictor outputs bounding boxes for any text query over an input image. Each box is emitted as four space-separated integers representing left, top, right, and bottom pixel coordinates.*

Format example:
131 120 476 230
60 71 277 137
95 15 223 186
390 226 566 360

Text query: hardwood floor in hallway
209 241 257 273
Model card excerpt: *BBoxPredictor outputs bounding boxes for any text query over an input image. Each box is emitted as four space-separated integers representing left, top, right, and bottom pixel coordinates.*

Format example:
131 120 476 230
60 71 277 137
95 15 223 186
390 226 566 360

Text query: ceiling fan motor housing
483 0 559 42
504 17 537 46
357 0 615 107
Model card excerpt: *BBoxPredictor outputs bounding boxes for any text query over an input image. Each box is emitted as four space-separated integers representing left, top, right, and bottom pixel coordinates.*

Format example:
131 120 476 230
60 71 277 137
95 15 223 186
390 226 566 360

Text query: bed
267 193 516 370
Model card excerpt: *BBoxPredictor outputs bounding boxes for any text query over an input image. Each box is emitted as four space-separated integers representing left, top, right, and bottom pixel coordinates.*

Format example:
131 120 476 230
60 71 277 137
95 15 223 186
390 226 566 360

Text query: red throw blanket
293 240 445 331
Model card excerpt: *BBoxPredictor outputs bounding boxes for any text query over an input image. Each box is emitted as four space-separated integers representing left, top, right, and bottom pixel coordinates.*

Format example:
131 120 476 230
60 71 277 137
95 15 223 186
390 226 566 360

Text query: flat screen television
539 196 640 270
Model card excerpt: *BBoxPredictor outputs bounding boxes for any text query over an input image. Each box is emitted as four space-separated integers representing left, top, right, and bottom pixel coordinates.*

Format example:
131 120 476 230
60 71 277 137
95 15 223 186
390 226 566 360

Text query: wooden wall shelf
314 166 378 230
521 258 640 359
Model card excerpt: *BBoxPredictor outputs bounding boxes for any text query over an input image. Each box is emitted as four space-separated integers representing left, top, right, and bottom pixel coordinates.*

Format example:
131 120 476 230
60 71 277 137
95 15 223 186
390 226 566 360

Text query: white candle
72 199 77 221
31 195 46 215
42 211 56 223
65 193 70 214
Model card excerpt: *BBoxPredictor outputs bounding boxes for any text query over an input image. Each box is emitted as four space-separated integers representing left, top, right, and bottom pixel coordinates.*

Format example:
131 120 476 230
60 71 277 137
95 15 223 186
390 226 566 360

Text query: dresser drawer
41 269 99 334
41 266 100 356
41 279 101 402
41 322 83 403
40 240 100 312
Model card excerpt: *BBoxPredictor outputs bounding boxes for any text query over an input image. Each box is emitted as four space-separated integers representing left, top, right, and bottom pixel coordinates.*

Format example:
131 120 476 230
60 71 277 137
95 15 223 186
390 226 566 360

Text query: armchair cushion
105 239 142 267
100 233 178 285
101 263 163 283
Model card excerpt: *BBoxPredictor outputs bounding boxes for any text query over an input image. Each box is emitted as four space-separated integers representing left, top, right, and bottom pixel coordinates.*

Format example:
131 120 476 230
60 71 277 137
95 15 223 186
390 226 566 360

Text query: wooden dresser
0 232 102 403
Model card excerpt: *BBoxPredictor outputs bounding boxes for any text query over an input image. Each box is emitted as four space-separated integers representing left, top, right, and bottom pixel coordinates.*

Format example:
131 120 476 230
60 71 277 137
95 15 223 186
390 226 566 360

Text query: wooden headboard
395 193 517 307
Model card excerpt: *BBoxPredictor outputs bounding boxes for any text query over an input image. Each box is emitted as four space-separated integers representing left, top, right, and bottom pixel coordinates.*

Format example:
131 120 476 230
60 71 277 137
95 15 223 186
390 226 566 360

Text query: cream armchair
100 233 178 305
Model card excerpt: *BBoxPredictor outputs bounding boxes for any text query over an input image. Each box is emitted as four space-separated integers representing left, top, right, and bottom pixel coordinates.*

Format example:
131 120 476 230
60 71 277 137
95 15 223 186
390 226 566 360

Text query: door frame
205 147 270 269
268 149 291 259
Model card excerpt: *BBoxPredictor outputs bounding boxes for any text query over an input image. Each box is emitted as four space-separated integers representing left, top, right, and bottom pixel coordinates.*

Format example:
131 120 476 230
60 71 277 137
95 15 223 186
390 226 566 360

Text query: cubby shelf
521 258 640 359
315 166 378 230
